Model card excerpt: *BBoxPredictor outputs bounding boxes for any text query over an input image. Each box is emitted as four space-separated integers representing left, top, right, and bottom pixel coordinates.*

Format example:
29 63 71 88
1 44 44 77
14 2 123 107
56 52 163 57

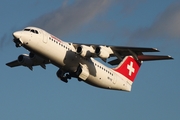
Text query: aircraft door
42 31 48 44
113 74 117 84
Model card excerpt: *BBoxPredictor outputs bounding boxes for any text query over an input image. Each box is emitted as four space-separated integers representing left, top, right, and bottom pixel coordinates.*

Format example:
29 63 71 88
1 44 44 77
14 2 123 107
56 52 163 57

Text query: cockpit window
30 29 39 34
35 30 39 34
24 28 39 34
24 29 30 31
30 29 35 33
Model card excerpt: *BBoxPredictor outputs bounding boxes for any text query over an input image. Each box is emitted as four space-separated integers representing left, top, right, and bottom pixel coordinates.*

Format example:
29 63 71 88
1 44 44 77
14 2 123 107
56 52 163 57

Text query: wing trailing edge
137 55 173 61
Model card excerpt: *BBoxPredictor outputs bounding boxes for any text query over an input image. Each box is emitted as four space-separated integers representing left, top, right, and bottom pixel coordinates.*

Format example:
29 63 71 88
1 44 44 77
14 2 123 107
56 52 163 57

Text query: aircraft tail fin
113 56 141 82
113 55 173 83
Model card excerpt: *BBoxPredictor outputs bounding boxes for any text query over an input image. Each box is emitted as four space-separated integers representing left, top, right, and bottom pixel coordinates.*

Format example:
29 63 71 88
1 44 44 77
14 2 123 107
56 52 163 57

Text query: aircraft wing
6 60 50 70
73 43 173 65
6 60 21 67
6 54 50 70
73 43 159 56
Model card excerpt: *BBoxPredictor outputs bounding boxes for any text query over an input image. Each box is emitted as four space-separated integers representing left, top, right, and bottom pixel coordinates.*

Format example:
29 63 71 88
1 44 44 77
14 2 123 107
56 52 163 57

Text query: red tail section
113 56 141 82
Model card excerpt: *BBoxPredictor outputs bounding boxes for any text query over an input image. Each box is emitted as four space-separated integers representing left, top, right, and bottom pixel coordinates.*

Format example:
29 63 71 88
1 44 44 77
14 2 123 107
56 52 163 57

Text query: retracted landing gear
56 69 71 83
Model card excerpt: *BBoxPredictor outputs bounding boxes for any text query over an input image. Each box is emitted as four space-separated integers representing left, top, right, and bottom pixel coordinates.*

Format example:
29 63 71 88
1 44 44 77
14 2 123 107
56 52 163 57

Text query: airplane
6 27 173 92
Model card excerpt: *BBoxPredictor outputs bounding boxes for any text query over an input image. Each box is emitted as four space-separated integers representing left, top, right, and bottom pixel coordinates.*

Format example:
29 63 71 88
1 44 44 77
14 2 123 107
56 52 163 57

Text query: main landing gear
56 69 71 83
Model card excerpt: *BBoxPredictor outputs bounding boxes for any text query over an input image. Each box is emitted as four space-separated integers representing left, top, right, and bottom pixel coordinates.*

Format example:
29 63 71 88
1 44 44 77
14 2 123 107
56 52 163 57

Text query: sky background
0 0 179 120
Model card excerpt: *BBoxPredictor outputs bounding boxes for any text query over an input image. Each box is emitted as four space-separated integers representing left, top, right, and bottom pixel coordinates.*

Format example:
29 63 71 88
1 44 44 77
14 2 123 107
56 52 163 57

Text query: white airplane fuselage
14 27 131 91
8 27 172 92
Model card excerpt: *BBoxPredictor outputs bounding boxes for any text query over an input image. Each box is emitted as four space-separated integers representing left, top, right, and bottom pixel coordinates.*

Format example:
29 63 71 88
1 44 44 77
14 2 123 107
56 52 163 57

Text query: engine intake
76 45 95 57
95 46 110 59
18 54 33 67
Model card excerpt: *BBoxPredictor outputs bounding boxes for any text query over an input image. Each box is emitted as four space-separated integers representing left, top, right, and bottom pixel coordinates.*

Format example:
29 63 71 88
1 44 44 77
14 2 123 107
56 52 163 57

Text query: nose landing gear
14 39 23 47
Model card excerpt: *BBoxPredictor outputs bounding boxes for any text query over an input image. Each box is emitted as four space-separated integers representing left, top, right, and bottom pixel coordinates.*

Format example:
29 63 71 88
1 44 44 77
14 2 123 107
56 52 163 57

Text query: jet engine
18 54 33 67
76 63 89 80
29 52 46 69
29 53 45 63
95 46 111 59
76 45 95 57
17 53 47 70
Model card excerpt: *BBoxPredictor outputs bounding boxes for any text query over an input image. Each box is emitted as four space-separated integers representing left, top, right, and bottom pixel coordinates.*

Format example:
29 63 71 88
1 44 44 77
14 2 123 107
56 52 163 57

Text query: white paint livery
127 62 135 76
6 27 173 91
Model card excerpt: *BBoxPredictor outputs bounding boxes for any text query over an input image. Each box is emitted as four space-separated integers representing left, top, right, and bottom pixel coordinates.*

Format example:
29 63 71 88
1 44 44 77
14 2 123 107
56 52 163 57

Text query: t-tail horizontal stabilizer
108 55 173 65
137 55 173 61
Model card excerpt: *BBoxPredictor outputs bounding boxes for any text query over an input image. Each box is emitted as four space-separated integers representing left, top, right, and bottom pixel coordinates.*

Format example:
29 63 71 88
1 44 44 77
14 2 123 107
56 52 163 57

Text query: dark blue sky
0 0 179 120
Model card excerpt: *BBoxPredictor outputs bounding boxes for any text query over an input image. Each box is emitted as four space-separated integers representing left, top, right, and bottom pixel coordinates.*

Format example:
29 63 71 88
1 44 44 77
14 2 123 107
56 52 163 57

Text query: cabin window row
94 63 113 76
49 37 71 51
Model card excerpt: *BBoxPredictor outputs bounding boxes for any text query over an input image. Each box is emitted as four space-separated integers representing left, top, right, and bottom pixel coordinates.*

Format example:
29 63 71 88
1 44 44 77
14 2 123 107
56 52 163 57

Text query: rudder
113 56 141 82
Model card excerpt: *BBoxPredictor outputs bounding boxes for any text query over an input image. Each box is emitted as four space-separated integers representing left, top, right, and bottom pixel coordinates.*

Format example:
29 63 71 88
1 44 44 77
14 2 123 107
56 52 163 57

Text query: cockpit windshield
24 29 30 31
23 28 39 34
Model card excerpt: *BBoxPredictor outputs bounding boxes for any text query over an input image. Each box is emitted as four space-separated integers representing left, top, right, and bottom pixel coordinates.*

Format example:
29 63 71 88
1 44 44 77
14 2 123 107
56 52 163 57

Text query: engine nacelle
18 54 33 67
95 46 111 59
76 45 95 57
29 53 44 63
29 52 47 69
76 64 89 80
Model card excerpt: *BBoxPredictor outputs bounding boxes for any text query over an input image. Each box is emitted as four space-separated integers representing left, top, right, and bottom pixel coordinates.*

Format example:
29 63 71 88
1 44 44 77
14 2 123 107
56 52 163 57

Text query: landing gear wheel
66 74 71 79
56 69 71 83
61 78 68 83
15 43 22 47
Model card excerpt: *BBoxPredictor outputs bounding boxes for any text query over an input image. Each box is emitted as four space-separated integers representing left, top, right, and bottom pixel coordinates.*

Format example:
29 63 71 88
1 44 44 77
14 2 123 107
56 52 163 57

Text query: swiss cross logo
113 56 141 82
127 61 135 76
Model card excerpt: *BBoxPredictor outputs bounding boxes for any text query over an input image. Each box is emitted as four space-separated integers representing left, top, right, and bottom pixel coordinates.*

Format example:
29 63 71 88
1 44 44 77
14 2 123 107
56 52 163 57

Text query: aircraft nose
13 31 21 39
